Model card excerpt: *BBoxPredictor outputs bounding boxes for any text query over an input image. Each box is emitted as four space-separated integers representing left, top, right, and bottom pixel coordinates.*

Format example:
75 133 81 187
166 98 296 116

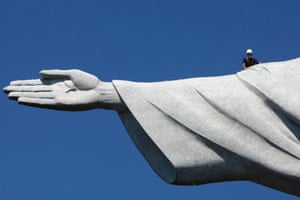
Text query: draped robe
113 58 300 196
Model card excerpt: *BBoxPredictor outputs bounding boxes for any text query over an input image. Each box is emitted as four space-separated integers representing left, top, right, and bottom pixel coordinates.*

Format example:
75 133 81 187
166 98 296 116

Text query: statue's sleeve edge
118 111 176 183
113 80 177 183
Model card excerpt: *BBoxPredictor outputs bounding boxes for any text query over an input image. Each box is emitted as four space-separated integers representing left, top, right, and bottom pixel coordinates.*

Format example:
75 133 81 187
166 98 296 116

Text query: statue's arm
3 69 126 112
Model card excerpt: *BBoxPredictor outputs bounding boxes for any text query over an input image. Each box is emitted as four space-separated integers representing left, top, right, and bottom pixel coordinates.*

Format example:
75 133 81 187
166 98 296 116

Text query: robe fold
113 58 300 196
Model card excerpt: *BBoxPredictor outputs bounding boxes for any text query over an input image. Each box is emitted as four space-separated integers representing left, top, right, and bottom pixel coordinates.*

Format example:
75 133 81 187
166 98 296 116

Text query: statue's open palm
4 69 103 111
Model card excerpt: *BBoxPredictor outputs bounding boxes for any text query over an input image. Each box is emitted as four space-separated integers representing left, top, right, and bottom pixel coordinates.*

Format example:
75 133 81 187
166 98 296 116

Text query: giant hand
4 69 124 111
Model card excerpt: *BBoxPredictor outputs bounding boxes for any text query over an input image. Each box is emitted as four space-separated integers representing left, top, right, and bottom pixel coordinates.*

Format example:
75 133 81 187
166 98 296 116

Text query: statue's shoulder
238 57 300 83
237 57 300 123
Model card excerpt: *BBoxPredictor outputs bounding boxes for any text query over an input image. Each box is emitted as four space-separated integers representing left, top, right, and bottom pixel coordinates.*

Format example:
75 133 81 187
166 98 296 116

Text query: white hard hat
246 49 253 54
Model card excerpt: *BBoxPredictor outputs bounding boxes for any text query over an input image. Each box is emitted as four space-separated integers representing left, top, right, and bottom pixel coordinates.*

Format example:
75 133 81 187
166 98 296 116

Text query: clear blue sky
1 0 300 199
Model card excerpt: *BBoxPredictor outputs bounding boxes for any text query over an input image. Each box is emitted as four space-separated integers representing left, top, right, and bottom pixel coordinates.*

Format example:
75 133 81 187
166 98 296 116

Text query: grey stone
4 58 300 197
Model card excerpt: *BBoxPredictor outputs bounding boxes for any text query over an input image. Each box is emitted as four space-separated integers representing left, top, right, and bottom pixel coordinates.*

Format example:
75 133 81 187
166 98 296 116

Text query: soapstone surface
4 58 300 197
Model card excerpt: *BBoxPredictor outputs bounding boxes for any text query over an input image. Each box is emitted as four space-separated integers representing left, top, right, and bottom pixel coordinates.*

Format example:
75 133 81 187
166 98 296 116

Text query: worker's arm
242 62 247 70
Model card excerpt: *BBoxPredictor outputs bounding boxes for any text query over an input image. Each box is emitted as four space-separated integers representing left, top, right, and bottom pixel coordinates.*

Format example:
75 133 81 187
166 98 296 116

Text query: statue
4 58 300 197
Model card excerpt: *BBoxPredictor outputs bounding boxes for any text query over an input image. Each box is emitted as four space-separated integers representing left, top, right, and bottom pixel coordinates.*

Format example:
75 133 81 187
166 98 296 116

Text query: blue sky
1 0 300 199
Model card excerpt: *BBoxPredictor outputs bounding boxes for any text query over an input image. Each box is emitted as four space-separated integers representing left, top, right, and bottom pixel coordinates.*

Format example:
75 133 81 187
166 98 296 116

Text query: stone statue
4 58 300 197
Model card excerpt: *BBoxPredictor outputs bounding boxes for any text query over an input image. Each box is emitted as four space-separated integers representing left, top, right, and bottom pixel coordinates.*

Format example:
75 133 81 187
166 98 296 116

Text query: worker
242 49 260 70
